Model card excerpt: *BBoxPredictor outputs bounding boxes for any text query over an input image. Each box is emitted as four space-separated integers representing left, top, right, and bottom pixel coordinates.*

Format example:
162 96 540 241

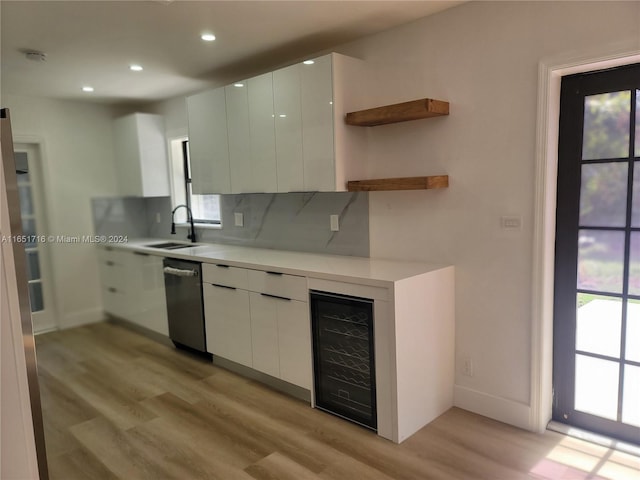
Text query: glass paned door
14 147 55 333
554 63 640 445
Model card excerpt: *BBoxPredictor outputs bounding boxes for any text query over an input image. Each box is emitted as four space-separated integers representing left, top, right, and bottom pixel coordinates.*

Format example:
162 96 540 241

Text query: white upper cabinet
185 53 367 194
186 88 232 194
225 81 252 194
300 55 335 192
113 113 170 197
248 72 278 193
273 63 304 192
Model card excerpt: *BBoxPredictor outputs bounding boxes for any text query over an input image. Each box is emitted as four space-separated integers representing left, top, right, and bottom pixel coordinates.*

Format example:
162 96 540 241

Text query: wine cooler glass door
311 291 376 430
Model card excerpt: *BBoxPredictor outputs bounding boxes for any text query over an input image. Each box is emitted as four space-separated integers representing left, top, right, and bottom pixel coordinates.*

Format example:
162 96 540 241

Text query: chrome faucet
171 204 196 243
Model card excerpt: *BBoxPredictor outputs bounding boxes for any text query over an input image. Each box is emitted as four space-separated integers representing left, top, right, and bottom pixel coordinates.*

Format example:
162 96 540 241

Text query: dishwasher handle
163 266 199 277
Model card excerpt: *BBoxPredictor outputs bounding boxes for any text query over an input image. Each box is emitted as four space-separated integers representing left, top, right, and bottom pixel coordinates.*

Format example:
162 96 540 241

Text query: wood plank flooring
35 322 640 480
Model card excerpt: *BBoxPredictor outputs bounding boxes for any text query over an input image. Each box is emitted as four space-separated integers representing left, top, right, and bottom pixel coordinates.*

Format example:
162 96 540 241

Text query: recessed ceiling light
130 64 143 72
233 83 244 88
82 86 94 92
201 33 216 42
303 60 315 65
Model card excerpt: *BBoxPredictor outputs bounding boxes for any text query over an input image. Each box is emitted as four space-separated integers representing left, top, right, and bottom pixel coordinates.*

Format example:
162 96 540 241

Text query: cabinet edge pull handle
211 283 236 290
216 264 230 268
133 251 150 257
265 271 283 276
260 293 291 301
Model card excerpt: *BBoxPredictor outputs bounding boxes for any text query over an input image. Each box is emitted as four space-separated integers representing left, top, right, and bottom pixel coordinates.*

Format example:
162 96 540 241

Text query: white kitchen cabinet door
300 55 335 192
249 292 280 378
130 252 168 336
277 299 312 389
186 88 232 194
248 73 277 193
225 82 253 193
273 64 304 192
204 284 252 367
113 113 170 197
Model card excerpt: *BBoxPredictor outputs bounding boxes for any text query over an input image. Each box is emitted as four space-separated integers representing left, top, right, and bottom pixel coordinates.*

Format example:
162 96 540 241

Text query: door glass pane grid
622 364 640 427
626 300 640 363
576 294 622 358
634 90 640 157
630 233 640 296
27 281 44 312
576 89 638 431
574 354 619 420
15 153 45 313
579 163 628 227
582 91 631 161
632 162 640 227
577 230 625 294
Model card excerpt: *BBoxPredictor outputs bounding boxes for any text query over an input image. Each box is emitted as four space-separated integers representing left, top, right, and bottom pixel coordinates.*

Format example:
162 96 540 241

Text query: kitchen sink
144 242 199 250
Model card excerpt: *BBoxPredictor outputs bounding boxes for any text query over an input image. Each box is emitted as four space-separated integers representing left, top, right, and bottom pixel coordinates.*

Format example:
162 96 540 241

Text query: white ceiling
1 0 462 106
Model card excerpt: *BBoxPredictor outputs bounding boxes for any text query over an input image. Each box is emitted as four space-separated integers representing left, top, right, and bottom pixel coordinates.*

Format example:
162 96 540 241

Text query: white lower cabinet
203 284 252 367
98 247 168 336
249 292 311 389
202 263 312 390
248 292 280 377
127 252 168 336
276 298 312 390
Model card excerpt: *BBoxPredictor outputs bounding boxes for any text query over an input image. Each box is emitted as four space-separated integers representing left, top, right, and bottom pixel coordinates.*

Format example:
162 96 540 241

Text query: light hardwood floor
35 322 639 480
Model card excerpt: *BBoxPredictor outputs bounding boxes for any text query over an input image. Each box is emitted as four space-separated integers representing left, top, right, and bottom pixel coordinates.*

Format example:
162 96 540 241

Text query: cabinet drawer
98 247 128 266
248 270 307 301
102 286 127 318
202 263 249 289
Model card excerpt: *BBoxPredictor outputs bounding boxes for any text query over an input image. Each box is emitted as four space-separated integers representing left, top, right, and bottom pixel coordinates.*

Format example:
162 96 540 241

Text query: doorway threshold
547 421 640 457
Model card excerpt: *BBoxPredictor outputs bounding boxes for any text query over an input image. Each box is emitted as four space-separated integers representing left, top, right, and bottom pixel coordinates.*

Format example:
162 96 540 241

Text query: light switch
330 215 339 232
234 212 244 227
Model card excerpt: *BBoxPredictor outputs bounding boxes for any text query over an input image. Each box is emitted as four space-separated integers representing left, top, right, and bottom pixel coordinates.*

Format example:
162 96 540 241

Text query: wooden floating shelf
347 175 449 192
345 98 449 126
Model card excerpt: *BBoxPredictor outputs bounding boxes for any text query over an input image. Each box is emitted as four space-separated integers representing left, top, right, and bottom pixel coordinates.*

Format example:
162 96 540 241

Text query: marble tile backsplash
91 197 149 239
93 192 369 257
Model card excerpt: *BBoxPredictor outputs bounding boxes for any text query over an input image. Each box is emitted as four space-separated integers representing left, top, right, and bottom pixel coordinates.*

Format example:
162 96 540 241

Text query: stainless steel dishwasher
163 257 209 355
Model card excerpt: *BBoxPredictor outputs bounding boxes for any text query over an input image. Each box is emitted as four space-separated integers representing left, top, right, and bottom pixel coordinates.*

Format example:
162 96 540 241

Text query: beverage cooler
310 291 376 430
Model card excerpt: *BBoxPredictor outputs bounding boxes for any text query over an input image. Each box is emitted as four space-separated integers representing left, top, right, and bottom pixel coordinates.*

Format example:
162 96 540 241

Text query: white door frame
530 46 640 433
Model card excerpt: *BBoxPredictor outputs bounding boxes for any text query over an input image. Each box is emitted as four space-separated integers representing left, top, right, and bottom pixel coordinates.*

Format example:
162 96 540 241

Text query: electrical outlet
155 212 161 223
330 215 339 232
501 215 522 230
234 212 244 227
462 357 474 377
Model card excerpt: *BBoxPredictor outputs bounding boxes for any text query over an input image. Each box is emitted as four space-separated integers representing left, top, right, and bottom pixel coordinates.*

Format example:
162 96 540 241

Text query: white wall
331 1 640 427
2 94 119 329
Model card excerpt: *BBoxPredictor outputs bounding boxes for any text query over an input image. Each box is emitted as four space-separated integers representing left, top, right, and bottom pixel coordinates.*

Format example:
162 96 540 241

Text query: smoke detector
23 50 47 62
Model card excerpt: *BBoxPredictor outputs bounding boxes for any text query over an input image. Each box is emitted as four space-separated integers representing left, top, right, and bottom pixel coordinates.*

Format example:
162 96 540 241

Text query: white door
14 144 56 333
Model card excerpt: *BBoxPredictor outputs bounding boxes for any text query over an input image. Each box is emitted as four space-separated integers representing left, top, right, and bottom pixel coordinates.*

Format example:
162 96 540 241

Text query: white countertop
104 238 451 288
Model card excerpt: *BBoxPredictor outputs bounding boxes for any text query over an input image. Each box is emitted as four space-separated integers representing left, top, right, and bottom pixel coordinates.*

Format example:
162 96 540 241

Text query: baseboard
454 385 532 431
58 307 104 330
